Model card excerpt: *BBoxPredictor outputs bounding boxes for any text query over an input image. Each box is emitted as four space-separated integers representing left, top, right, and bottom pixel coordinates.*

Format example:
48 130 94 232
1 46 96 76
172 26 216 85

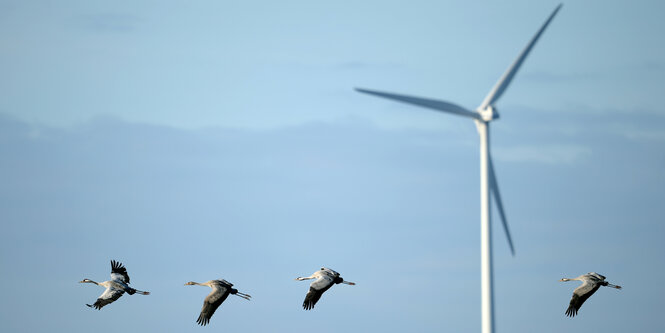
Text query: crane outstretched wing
565 281 600 317
303 287 324 310
197 283 230 326
217 279 234 288
110 260 130 284
87 287 125 310
303 274 334 310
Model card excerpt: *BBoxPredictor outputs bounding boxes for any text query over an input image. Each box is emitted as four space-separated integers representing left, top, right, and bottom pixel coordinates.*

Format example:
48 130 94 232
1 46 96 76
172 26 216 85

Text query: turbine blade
356 88 480 120
479 3 562 109
489 155 515 256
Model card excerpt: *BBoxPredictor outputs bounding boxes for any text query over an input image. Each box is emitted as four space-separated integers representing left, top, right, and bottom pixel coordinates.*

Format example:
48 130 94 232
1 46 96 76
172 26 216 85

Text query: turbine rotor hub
478 105 500 122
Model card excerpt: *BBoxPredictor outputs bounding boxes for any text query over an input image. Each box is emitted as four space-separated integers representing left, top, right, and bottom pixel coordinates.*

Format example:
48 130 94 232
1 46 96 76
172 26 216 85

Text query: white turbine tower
356 4 562 333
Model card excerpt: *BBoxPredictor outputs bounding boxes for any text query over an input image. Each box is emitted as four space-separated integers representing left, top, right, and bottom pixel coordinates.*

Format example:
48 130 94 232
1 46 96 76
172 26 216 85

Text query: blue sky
1 0 664 332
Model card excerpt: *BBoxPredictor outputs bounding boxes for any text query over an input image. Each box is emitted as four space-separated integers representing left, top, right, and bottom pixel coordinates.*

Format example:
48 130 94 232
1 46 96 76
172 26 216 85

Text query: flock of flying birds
80 260 620 326
80 261 355 326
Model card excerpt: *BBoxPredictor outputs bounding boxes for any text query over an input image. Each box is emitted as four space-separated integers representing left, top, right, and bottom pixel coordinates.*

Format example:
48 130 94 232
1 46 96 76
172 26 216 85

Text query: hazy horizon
1 0 664 332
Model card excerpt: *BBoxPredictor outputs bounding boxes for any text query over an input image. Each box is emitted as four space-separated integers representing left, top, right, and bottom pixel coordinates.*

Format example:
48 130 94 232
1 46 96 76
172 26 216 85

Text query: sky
1 0 664 332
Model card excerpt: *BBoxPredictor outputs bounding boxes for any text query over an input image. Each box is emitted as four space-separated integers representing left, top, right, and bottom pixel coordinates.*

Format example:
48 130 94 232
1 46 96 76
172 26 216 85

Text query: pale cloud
620 129 665 141
69 13 140 33
607 122 665 142
493 144 591 165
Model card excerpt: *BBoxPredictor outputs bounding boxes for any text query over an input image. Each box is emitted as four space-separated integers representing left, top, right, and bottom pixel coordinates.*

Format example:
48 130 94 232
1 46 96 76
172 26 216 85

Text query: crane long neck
80 279 99 285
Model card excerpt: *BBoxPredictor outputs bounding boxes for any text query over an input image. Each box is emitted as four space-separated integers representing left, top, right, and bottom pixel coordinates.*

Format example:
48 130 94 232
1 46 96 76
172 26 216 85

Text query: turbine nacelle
477 105 500 122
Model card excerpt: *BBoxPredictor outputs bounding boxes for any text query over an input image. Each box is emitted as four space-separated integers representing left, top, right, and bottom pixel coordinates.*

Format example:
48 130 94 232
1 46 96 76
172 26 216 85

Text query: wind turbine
356 4 562 333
